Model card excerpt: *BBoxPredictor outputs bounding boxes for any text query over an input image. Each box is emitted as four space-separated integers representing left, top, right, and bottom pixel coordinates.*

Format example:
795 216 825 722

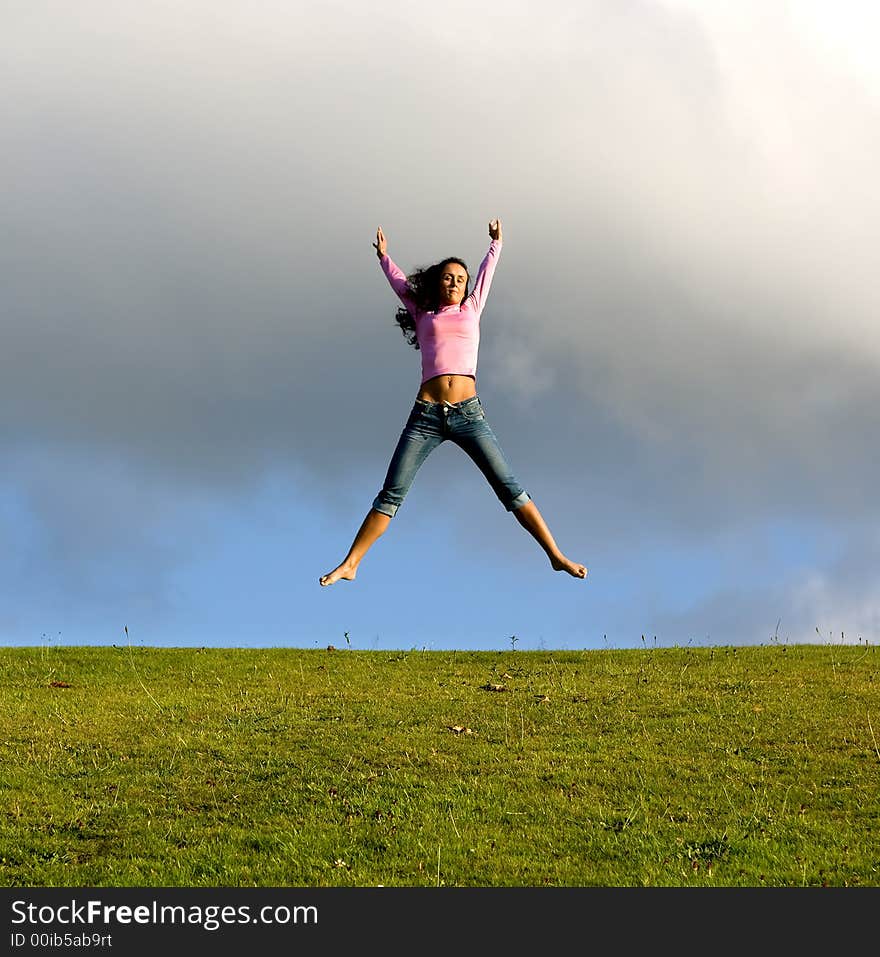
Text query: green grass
1 643 878 887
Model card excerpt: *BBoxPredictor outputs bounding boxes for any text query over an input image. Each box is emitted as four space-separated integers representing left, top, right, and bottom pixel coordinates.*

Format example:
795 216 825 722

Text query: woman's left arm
469 219 503 312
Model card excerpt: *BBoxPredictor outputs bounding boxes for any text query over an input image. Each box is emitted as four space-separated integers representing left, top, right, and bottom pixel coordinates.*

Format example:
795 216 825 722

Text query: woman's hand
489 219 502 242
373 226 387 258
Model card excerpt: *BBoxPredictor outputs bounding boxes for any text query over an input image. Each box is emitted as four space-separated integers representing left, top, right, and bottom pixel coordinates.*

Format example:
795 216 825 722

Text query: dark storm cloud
3 1 879 641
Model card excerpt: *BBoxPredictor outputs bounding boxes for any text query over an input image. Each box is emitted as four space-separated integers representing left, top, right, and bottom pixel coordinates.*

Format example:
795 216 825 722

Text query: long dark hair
394 257 470 349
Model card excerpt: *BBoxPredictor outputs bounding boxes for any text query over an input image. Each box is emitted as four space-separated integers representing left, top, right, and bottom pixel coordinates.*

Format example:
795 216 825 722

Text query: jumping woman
319 219 586 587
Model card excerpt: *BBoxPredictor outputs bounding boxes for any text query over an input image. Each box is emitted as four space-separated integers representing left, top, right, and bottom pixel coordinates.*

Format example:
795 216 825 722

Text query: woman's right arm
374 225 415 312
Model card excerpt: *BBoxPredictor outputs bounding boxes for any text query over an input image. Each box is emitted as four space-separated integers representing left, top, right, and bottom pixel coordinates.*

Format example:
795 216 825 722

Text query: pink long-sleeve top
379 239 502 384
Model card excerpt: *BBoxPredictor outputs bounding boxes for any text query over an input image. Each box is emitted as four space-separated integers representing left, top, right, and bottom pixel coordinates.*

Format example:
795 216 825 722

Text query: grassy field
1 642 878 887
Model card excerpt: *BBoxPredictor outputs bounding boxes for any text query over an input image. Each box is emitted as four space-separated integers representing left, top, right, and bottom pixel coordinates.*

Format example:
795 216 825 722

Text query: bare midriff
417 374 478 404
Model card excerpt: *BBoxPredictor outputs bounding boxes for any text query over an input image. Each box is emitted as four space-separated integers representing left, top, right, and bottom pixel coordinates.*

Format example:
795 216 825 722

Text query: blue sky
3 1 879 650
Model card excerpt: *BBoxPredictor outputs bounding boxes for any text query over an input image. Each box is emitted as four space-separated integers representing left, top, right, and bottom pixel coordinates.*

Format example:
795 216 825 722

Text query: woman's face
438 262 468 306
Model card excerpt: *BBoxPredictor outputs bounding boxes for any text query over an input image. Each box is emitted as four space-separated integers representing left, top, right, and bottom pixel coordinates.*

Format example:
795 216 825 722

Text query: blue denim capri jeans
372 395 531 518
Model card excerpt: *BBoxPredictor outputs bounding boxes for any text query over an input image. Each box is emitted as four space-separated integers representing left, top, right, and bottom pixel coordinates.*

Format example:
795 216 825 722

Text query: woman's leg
453 399 587 579
320 403 442 586
319 508 391 586
512 499 587 578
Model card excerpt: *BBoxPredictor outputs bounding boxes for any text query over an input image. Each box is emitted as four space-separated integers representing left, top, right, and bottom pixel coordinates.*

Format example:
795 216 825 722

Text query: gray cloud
3 2 878 644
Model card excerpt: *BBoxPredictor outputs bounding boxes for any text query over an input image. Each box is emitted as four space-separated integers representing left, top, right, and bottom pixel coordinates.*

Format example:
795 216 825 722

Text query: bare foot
551 555 588 579
319 562 357 587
